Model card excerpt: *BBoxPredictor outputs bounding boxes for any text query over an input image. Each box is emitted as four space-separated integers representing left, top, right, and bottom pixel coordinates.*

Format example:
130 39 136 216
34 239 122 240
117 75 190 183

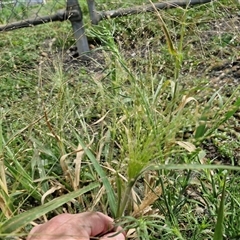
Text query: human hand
27 212 125 240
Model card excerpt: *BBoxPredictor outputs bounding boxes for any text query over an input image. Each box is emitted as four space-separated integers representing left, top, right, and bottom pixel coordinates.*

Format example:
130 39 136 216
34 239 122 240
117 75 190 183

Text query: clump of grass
0 0 240 239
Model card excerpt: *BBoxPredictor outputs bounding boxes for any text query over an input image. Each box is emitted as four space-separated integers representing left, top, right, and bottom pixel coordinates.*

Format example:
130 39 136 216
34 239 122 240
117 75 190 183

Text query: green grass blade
77 137 117 217
213 175 227 240
1 133 42 201
3 158 42 201
224 97 240 120
0 182 100 234
203 96 240 139
143 164 240 173
194 123 207 139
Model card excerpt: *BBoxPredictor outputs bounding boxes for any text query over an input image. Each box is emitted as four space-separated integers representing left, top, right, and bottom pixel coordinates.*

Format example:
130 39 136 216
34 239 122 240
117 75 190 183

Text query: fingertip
26 224 42 240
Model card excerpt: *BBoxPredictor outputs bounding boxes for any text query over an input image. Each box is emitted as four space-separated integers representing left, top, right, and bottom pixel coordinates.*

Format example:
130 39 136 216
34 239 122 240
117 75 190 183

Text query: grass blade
202 96 240 139
213 175 227 240
76 135 117 217
143 164 240 172
0 182 100 234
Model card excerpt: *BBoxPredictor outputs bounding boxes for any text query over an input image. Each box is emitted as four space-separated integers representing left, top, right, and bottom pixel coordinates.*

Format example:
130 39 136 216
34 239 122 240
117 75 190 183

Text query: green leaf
204 96 240 138
3 140 42 201
213 175 226 240
143 164 240 173
0 182 100 234
224 97 240 120
76 136 117 217
194 124 207 139
4 159 42 201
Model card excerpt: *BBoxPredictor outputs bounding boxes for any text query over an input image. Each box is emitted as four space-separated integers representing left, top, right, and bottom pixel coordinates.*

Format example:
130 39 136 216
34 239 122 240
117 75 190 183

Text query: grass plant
0 0 240 239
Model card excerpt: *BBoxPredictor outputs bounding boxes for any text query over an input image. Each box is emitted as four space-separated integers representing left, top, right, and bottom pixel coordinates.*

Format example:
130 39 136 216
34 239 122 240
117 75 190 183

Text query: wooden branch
90 0 213 24
0 0 213 31
0 9 71 31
